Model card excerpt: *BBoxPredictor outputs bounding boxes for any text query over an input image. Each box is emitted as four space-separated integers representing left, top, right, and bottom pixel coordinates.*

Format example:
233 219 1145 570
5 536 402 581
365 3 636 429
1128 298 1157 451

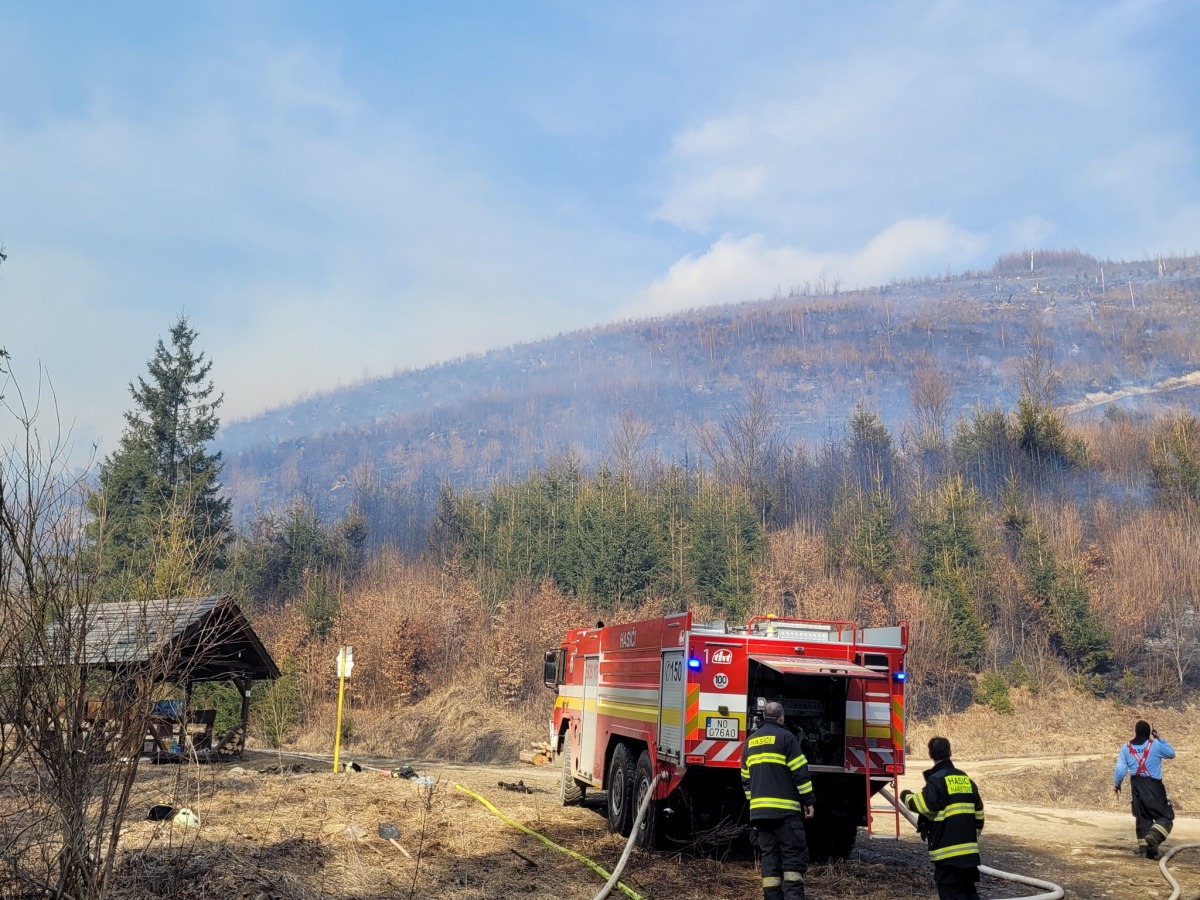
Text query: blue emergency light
894 671 907 682
687 657 702 671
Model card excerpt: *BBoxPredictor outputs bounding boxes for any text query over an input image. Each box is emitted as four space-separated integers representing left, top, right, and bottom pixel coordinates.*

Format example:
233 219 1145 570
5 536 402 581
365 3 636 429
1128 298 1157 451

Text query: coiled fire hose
878 786 1065 900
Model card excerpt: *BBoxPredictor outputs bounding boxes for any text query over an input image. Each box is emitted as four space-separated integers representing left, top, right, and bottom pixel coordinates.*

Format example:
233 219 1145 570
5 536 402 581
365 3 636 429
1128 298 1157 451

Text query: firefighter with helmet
740 700 815 900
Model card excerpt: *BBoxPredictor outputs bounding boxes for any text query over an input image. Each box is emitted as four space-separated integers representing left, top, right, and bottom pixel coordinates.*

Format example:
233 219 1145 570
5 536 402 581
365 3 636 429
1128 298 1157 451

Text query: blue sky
2 0 1198 458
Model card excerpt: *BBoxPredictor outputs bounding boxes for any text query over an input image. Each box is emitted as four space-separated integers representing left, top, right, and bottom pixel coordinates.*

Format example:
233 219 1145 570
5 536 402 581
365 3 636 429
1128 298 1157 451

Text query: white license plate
705 717 739 740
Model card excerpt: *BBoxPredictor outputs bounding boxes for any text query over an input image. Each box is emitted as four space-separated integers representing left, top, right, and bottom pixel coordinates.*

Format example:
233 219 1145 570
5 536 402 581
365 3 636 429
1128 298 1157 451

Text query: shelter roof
55 595 279 682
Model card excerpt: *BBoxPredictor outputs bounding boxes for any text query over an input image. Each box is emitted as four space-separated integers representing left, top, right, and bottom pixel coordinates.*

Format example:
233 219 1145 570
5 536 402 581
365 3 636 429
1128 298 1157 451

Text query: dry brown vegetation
88 690 1200 900
910 689 1199 806
99 758 937 900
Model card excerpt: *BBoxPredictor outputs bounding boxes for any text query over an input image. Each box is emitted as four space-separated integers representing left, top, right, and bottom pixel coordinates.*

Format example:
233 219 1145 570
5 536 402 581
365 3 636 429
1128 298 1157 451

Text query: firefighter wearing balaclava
1115 719 1176 859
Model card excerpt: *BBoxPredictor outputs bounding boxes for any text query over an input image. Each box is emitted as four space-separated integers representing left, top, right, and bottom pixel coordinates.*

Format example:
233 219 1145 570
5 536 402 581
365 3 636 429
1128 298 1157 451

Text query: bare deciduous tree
908 355 952 450
606 410 653 479
695 382 782 527
1018 324 1062 412
1 377 223 900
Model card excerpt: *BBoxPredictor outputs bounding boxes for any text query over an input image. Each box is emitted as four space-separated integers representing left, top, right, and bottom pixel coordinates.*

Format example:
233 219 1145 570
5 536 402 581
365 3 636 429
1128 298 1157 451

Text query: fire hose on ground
268 750 1193 898
882 785 1200 899
1157 843 1200 900
454 782 651 900
879 786 1064 899
270 750 656 898
454 774 666 900
591 772 665 900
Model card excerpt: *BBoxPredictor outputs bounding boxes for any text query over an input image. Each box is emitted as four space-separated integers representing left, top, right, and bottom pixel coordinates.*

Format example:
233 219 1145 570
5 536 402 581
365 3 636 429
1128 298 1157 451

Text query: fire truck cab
544 612 908 859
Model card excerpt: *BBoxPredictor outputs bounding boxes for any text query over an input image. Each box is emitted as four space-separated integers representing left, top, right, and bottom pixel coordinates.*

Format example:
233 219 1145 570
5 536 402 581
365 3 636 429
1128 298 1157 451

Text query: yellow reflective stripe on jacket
787 754 809 771
905 791 932 816
929 841 979 862
796 780 814 795
747 753 788 766
750 797 803 812
931 802 978 822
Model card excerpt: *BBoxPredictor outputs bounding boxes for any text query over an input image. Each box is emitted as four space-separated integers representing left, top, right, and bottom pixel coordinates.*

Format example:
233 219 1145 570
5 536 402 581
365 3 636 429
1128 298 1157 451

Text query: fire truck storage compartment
748 655 886 767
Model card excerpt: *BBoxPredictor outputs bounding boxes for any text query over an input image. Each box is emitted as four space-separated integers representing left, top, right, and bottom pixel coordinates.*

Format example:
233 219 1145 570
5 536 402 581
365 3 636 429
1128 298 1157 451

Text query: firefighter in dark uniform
740 700 815 900
1114 719 1175 859
901 736 985 900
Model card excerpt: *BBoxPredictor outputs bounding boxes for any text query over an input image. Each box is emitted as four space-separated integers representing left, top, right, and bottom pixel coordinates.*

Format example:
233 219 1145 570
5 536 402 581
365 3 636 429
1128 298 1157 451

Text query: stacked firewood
518 740 554 766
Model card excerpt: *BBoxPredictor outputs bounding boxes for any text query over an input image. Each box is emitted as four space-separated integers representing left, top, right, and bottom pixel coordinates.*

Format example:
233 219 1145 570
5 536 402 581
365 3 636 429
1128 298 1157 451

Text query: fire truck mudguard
546 612 908 861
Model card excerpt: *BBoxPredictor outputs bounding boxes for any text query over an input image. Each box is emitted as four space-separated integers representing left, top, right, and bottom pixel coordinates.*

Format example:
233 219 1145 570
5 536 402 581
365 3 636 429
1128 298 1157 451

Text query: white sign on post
337 646 355 679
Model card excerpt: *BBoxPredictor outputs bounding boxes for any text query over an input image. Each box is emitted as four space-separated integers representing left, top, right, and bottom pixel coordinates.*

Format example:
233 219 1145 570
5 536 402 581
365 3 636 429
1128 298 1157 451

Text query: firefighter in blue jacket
1114 719 1175 859
740 701 815 900
901 736 985 900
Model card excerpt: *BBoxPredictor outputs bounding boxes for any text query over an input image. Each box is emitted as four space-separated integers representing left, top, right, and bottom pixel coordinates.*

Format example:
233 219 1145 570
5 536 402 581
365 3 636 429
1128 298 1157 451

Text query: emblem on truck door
712 649 733 664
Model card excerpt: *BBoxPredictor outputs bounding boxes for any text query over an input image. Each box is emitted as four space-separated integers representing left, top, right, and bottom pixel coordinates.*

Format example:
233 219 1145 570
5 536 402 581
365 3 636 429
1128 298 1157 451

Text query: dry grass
907 688 1200 811
19 681 1199 900
100 757 935 900
909 687 1196 758
280 682 554 765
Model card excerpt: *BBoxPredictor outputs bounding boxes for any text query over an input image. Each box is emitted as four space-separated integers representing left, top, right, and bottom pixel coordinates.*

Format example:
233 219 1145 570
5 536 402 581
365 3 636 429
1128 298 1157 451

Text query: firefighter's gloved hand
916 817 931 841
899 789 913 804
748 827 759 848
1114 784 1121 796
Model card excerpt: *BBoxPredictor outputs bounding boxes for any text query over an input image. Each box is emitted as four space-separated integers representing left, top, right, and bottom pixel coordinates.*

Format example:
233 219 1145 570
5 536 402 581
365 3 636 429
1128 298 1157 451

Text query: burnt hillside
218 251 1200 539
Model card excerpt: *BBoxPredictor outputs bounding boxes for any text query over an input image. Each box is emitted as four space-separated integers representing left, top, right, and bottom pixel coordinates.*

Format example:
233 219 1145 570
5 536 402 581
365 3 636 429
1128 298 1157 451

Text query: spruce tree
90 314 231 588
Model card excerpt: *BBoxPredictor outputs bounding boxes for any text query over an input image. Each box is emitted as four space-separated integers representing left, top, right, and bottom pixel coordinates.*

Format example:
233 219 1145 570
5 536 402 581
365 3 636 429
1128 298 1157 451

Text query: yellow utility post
333 646 354 772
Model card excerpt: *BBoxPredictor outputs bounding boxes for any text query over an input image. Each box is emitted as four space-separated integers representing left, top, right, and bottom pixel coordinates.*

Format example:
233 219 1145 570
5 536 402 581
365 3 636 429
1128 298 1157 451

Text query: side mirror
543 649 563 689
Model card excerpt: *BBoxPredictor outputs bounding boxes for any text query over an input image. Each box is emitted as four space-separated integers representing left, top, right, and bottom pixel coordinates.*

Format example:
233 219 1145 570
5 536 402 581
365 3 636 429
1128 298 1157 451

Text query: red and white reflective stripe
690 739 743 762
713 740 741 761
847 746 894 771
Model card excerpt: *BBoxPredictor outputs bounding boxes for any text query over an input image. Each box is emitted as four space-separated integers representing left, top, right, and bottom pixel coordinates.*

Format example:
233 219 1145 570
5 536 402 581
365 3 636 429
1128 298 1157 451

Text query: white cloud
649 1 1198 255
628 218 985 317
653 165 767 231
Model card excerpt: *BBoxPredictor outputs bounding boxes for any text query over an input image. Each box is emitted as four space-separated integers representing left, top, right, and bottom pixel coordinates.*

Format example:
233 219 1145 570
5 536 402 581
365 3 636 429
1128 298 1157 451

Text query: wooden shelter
65 595 280 761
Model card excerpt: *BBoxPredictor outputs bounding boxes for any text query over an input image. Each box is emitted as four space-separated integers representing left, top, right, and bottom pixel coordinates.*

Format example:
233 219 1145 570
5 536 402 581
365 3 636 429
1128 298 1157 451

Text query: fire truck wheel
559 742 585 806
633 751 660 850
606 743 636 836
805 811 858 863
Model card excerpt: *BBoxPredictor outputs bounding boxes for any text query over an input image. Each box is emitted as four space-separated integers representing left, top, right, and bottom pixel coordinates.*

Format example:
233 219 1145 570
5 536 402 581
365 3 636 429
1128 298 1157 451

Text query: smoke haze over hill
218 252 1200 534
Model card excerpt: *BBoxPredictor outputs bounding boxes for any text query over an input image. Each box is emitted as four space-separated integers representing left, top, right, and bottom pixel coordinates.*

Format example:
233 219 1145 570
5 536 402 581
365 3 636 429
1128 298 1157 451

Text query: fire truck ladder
863 750 900 840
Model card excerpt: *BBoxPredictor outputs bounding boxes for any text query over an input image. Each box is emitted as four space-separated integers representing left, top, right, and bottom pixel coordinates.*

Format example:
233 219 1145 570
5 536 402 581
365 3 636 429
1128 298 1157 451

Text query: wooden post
233 677 251 755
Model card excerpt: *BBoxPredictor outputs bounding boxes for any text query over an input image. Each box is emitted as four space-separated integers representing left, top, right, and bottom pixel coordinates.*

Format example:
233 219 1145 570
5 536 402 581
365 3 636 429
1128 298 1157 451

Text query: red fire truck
544 612 908 859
